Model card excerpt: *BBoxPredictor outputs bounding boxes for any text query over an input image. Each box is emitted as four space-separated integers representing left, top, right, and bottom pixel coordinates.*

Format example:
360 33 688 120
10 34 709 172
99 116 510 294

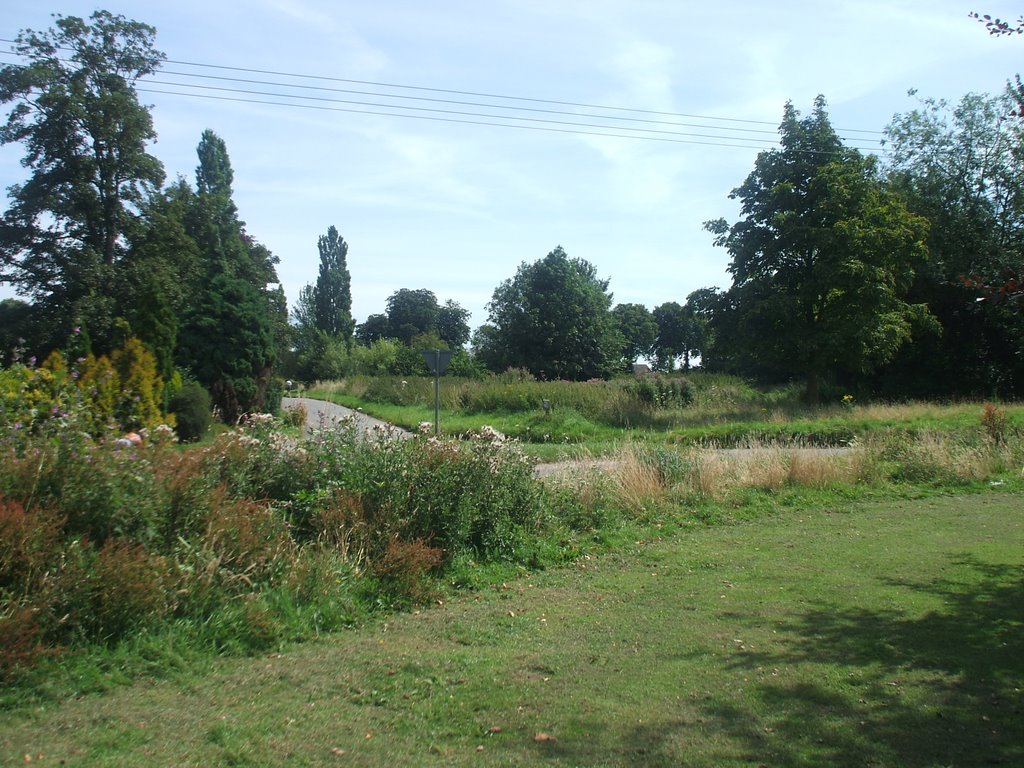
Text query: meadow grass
2 492 1020 767
307 373 1024 460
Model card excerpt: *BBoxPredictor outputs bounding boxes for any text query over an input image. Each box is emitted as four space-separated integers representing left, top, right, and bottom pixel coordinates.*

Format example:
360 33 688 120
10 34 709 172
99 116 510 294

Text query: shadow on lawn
536 557 1023 768
702 555 1024 768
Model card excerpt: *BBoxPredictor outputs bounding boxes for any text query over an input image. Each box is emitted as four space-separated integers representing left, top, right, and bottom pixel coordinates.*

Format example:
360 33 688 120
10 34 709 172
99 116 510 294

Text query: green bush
263 376 284 415
170 380 212 442
627 374 694 408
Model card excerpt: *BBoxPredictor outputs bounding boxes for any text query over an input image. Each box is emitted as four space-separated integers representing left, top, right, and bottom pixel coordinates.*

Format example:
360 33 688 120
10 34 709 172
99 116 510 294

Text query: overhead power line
0 42 889 153
156 55 885 136
136 86 799 152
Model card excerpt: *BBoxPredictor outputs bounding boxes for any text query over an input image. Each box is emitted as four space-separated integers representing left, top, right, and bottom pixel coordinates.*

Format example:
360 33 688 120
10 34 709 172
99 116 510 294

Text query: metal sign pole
433 349 440 435
421 348 452 436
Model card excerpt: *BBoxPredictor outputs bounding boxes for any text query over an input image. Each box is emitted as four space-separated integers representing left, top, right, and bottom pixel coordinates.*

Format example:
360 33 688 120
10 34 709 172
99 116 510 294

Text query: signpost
421 349 452 434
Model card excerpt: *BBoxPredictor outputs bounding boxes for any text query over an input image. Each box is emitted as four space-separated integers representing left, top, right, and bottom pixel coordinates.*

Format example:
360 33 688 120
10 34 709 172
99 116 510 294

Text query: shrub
111 338 165 432
0 606 53 682
202 490 297 588
47 536 172 647
0 497 64 597
282 401 308 428
170 381 212 442
86 539 172 643
626 374 694 409
371 537 444 606
51 435 166 545
76 353 120 434
263 376 284 415
981 403 1008 444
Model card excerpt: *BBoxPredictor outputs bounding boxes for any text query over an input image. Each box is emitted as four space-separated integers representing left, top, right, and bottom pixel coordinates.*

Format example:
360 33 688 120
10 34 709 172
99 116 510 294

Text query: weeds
2 369 1023 695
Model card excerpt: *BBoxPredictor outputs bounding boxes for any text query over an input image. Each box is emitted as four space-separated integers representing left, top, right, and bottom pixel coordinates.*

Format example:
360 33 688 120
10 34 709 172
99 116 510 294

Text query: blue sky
1 1 1021 331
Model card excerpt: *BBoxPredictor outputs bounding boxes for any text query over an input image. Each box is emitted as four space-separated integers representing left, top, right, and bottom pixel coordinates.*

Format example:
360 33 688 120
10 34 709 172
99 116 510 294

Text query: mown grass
2 491 1020 767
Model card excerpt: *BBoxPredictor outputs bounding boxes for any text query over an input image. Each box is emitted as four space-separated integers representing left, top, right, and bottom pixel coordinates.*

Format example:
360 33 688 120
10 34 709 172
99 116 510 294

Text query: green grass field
3 491 1021 767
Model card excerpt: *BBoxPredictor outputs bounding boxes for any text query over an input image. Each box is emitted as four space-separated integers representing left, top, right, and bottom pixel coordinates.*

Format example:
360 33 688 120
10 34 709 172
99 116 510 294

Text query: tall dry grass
586 426 1023 506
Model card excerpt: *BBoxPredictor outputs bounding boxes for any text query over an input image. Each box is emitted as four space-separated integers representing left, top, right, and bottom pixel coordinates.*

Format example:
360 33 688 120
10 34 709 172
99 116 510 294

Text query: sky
1 0 1022 333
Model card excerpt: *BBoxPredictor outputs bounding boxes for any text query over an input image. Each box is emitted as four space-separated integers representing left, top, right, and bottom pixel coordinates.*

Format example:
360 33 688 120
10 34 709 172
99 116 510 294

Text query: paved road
281 397 849 478
281 397 412 439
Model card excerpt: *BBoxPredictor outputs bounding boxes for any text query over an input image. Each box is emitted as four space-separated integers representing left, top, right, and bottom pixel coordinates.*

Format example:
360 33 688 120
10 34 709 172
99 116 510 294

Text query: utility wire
0 44 887 151
158 55 886 136
0 38 887 140
152 67 786 138
137 86 795 151
143 78 809 147
138 80 886 153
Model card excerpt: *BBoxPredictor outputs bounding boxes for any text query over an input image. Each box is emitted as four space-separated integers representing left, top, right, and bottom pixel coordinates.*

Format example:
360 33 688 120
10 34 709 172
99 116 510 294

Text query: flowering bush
0 389 588 677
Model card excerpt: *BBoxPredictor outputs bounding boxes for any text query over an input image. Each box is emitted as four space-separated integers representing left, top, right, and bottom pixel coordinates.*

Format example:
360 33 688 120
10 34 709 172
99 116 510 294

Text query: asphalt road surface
281 397 412 439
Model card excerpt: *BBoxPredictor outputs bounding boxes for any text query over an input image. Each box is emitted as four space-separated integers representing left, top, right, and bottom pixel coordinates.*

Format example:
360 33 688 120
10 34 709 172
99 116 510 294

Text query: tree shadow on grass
702 555 1024 767
534 556 1022 768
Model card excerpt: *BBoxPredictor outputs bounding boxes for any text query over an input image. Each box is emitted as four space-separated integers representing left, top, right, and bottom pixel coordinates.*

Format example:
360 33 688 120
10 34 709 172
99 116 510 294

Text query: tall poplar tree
313 225 354 341
178 131 278 420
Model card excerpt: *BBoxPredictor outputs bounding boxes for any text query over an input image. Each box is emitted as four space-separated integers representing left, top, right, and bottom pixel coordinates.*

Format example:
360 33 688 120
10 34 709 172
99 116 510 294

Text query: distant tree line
2 11 1022 420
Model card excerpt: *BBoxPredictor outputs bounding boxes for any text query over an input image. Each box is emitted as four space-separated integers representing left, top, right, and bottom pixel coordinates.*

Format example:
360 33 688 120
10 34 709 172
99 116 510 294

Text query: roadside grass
2 492 1020 767
305 375 1024 461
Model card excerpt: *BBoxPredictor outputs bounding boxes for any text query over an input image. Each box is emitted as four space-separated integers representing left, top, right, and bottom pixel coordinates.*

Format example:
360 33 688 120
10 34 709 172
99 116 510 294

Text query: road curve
281 396 412 439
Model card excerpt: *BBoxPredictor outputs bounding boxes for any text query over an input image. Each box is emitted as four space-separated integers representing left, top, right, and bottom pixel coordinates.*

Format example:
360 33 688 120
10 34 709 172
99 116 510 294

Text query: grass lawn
2 492 1022 767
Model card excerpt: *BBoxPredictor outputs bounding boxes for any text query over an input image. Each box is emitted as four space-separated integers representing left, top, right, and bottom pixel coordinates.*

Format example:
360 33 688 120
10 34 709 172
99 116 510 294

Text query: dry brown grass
609 446 665 510
678 441 869 500
888 431 998 483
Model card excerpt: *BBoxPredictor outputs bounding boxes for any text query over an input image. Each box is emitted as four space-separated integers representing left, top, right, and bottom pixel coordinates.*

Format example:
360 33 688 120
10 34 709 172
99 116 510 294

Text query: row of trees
0 12 285 422
698 91 1024 400
466 91 1023 400
2 11 1022 413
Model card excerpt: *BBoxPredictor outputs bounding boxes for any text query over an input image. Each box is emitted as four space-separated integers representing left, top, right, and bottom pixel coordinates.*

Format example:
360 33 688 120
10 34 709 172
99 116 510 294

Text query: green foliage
981 402 1008 444
0 11 166 354
612 302 657 369
879 88 1024 397
313 226 354 340
707 97 932 401
437 299 471 348
178 131 280 423
0 341 170 444
350 338 401 376
111 338 165 432
626 374 694 408
482 246 622 380
178 271 275 422
169 380 212 443
386 288 441 344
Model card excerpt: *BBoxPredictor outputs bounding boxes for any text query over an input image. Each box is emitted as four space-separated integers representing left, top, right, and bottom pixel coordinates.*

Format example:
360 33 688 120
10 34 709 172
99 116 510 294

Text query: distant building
632 363 652 375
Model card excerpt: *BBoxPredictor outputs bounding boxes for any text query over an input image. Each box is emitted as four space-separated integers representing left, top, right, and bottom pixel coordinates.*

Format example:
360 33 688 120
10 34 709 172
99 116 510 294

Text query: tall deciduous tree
483 246 620 380
612 303 657 369
355 314 391 345
386 288 440 344
706 97 932 402
880 88 1024 395
652 301 703 372
313 226 354 341
436 299 471 348
0 11 165 352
